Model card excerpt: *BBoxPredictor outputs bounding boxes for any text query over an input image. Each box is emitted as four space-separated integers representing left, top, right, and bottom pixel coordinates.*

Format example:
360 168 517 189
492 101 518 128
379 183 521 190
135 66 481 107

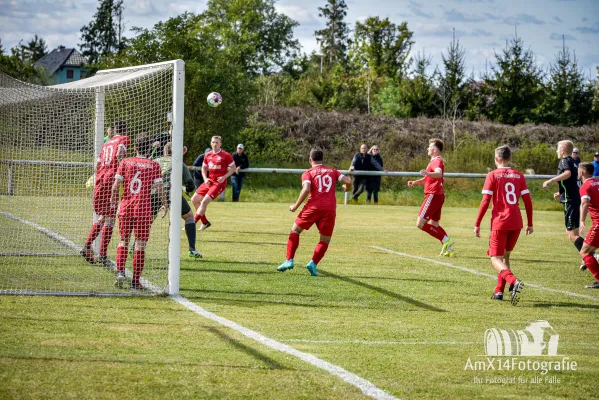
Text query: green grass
1 201 599 399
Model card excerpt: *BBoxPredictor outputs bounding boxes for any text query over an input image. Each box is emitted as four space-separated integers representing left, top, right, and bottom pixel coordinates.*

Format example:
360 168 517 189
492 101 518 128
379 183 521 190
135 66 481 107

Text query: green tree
351 17 413 80
0 51 48 84
17 35 48 62
79 0 126 65
540 40 594 126
438 29 466 117
201 0 299 75
485 34 543 125
315 0 350 66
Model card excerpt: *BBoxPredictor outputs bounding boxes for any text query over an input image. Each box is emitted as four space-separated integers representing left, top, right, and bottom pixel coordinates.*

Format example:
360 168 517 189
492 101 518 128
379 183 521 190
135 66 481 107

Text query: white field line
1 212 398 400
372 246 599 303
283 340 477 345
171 295 399 400
0 212 162 294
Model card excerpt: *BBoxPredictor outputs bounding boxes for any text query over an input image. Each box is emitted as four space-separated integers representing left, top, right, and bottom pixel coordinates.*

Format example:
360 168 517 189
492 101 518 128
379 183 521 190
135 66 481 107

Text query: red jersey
203 150 235 181
301 164 343 211
424 157 444 195
580 178 599 223
115 156 162 218
481 167 529 230
97 135 130 183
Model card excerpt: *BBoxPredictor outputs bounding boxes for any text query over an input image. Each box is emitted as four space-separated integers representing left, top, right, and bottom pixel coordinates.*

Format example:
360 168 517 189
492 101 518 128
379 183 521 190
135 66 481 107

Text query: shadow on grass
208 230 289 237
318 269 447 312
531 302 599 310
342 276 454 283
182 288 318 298
466 256 557 264
180 268 274 275
203 240 285 246
183 296 341 309
205 326 289 370
0 354 280 370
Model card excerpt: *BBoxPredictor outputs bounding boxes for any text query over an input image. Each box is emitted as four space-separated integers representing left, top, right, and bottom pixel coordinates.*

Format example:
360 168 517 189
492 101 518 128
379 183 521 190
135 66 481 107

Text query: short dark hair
580 162 594 177
114 120 128 136
495 145 511 160
430 138 444 152
135 133 153 157
310 149 324 162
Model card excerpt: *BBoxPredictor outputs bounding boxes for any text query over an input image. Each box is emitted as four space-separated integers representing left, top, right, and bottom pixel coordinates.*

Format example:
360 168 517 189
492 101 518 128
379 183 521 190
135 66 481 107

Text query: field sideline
1 202 598 399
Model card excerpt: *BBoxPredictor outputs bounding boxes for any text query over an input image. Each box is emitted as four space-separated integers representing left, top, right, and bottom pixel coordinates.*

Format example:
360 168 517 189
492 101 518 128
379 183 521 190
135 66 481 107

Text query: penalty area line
171 294 399 400
372 246 599 303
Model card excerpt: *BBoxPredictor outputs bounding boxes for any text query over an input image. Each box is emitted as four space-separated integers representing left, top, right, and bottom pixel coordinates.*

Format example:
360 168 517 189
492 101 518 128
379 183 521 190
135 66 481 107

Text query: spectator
572 148 581 168
593 152 599 177
193 148 211 189
366 145 383 204
231 143 250 202
349 144 383 201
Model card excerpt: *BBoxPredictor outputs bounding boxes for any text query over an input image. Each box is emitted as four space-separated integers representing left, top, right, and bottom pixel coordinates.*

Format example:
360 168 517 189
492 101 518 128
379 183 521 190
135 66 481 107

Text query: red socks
194 214 209 224
286 232 300 260
499 269 517 285
99 223 114 257
495 273 507 294
116 245 127 272
583 254 599 280
312 241 329 265
421 224 447 243
85 221 103 247
133 250 145 284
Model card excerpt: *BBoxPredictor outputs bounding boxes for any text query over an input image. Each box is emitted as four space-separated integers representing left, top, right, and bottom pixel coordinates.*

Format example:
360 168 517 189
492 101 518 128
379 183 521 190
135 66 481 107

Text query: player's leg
278 223 304 272
191 183 208 223
82 214 103 263
580 224 599 288
197 195 213 230
489 230 523 305
131 217 151 289
306 212 336 276
114 216 133 287
98 215 115 265
82 184 109 262
182 198 202 258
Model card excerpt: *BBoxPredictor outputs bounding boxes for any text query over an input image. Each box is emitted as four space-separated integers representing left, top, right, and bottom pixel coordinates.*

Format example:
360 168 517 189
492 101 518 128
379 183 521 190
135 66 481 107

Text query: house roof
34 48 86 76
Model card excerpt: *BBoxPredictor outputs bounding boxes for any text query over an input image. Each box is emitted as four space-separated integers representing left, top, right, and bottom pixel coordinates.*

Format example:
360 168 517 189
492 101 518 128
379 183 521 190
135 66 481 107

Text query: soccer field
1 202 598 399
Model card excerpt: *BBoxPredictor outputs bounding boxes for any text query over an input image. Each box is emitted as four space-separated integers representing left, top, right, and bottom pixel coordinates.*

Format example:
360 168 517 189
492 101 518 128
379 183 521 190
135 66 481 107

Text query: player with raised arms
191 136 236 231
111 133 168 290
277 149 352 276
578 162 599 288
474 145 533 305
408 138 455 256
81 120 129 265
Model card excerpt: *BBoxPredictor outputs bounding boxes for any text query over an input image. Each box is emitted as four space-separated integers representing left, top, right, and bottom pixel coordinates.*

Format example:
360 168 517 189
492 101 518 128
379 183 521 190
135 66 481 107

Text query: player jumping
191 136 236 231
81 121 129 265
578 162 599 289
277 149 352 276
111 133 168 290
408 138 455 256
474 146 533 305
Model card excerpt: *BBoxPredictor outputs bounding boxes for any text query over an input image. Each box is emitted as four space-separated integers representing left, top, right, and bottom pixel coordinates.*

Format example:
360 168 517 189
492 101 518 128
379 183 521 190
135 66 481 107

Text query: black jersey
557 156 580 204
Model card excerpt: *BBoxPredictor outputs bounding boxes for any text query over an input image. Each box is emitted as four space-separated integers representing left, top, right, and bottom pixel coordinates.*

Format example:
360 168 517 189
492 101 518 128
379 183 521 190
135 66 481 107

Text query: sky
1 0 598 79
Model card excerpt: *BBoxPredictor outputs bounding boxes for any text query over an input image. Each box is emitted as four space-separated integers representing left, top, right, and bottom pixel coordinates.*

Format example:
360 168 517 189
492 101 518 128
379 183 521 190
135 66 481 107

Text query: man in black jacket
350 143 383 201
231 144 250 202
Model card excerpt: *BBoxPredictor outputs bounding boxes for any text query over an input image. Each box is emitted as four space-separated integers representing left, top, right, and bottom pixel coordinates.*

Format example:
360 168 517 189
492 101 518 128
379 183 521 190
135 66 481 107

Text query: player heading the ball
191 136 236 231
474 145 533 305
407 138 455 257
277 149 353 276
111 133 168 290
81 120 130 265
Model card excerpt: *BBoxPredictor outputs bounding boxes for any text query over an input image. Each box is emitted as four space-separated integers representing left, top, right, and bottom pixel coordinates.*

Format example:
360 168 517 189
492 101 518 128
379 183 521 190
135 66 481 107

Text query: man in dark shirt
543 140 583 265
231 144 250 202
349 143 383 201
192 148 211 189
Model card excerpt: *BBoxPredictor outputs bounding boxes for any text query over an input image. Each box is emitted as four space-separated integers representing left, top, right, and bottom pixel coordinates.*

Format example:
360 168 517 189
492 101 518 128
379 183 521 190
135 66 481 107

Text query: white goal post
0 60 184 296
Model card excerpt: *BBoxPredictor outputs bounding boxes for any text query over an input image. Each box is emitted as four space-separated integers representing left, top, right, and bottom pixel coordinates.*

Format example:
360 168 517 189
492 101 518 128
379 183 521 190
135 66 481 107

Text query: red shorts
487 230 521 257
295 207 336 237
419 193 444 222
584 224 599 249
196 181 227 200
93 179 115 217
118 215 153 242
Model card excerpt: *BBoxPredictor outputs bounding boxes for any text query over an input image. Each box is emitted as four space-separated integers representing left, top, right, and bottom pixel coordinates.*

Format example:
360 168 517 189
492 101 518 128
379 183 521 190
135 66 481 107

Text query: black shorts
564 202 580 231
151 194 191 218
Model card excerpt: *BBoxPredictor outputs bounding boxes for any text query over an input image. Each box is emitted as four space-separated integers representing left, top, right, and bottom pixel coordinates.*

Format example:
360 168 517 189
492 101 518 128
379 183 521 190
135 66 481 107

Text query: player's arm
474 194 492 237
407 177 425 187
340 174 352 192
580 196 590 236
522 193 534 235
217 162 236 183
116 143 127 162
111 175 123 209
543 170 571 188
290 182 310 212
155 181 169 218
421 167 442 179
202 162 210 184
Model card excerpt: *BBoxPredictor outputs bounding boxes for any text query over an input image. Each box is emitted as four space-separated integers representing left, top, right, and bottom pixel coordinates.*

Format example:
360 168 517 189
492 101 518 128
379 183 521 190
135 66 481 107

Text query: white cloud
126 0 160 16
275 4 314 24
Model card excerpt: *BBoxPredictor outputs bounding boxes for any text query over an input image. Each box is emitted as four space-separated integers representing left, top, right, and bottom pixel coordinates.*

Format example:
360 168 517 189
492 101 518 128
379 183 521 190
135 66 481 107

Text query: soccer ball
207 92 222 107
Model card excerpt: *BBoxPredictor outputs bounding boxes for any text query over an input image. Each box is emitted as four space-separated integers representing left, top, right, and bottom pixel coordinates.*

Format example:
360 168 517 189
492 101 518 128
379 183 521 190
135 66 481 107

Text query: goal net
0 60 184 296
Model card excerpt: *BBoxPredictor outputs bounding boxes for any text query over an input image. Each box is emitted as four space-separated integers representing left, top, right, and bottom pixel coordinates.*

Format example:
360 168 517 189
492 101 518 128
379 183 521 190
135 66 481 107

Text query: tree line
2 0 598 139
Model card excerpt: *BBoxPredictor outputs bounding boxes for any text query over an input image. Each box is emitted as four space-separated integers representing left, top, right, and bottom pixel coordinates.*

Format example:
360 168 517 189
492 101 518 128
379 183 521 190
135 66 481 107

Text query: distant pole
320 54 324 74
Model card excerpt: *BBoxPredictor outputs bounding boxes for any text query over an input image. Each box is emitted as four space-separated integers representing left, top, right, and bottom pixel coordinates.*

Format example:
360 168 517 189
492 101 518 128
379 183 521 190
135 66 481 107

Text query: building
34 47 87 84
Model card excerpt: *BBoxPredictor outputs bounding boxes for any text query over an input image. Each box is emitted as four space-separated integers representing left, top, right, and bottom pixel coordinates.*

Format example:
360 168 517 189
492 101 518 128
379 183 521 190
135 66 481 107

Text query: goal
0 60 185 296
